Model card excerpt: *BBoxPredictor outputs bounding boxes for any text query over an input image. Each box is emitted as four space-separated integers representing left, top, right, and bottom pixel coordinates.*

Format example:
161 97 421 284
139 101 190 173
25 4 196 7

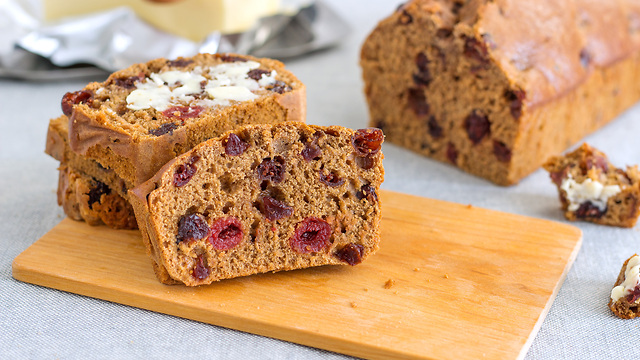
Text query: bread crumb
384 279 395 289
413 267 420 272
443 274 449 279
350 302 358 308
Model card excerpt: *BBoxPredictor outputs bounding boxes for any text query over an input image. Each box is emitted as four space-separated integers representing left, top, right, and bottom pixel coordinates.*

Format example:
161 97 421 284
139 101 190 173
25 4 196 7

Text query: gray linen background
1 1 636 358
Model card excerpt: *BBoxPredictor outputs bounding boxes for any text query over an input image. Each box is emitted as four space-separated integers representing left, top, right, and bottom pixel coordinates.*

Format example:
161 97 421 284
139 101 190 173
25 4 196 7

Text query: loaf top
65 53 304 141
382 0 640 107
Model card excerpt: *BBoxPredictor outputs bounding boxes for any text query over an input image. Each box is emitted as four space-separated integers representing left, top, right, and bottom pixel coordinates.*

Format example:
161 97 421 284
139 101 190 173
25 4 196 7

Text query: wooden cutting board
12 190 582 360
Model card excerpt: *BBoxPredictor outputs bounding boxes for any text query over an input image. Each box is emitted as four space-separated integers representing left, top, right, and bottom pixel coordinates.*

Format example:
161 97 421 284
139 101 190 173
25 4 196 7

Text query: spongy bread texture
361 0 640 185
130 122 385 286
68 53 306 187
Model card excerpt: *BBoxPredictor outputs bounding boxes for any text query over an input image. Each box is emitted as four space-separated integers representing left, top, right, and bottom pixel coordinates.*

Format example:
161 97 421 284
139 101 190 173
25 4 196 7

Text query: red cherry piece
290 217 331 254
335 243 364 265
351 128 384 157
208 217 243 250
61 90 93 116
224 133 249 156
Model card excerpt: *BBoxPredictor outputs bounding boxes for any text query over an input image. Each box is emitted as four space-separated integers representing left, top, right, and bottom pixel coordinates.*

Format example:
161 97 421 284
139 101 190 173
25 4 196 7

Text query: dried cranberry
582 155 609 173
192 254 210 280
257 156 285 183
626 285 640 303
319 169 345 187
247 69 271 81
550 168 568 186
505 89 525 120
356 156 376 170
356 184 378 203
465 110 490 145
177 213 209 243
173 155 200 187
290 217 331 254
301 134 322 162
224 133 249 156
208 217 243 250
351 128 384 157
167 58 193 67
575 201 605 219
427 115 443 138
112 74 144 89
579 48 592 68
464 36 490 64
446 142 458 164
87 180 110 209
61 90 93 116
493 141 512 162
259 195 293 221
219 54 247 62
413 53 432 87
407 88 430 116
149 123 178 136
162 106 204 120
269 80 292 94
335 243 364 265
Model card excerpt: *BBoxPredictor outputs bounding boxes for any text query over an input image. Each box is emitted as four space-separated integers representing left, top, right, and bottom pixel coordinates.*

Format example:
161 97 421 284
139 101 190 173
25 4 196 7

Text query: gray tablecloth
1 1 638 359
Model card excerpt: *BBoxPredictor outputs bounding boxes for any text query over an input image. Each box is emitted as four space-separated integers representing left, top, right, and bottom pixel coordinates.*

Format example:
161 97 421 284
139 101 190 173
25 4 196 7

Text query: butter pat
43 0 281 41
611 255 640 302
560 176 621 212
126 61 277 111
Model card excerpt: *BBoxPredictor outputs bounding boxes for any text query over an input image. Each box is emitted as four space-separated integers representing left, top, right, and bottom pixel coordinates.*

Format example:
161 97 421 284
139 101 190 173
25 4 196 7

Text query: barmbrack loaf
361 0 640 185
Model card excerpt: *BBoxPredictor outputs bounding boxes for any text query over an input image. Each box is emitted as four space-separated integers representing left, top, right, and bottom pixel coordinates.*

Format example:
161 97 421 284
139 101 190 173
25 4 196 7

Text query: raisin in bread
46 115 131 198
609 254 640 319
543 143 640 228
57 165 138 229
129 122 385 286
66 53 305 187
361 0 640 185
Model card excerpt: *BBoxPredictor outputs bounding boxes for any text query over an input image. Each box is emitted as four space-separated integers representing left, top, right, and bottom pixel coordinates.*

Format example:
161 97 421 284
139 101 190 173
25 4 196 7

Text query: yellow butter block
43 0 281 41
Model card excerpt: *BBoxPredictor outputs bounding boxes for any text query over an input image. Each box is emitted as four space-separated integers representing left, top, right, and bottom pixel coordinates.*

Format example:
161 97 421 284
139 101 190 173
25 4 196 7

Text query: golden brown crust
360 0 640 185
46 115 132 198
130 122 385 286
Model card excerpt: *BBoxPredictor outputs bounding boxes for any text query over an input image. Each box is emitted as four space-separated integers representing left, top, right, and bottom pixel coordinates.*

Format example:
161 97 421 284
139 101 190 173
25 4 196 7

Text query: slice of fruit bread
130 122 385 286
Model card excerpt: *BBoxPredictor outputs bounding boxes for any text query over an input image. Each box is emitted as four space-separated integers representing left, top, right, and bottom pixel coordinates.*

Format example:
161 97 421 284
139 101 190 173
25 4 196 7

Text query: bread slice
609 254 640 319
66 53 306 186
57 165 138 230
543 143 640 227
129 122 385 286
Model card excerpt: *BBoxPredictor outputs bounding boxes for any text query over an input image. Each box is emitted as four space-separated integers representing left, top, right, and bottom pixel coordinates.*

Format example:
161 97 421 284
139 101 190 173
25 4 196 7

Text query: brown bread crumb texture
543 143 640 228
57 165 138 230
130 122 385 286
360 0 640 185
67 53 306 186
609 254 640 319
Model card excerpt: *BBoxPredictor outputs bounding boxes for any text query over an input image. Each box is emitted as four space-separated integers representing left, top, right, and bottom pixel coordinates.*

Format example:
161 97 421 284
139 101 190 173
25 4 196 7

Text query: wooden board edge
12 249 420 360
516 230 583 360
